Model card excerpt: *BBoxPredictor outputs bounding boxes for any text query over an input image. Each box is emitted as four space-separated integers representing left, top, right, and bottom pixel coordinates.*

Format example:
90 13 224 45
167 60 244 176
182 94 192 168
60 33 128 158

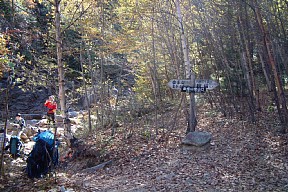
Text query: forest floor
1 101 288 192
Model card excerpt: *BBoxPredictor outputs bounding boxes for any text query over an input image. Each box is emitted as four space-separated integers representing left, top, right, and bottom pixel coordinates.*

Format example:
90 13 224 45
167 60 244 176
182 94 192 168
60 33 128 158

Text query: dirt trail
1 107 288 192
66 107 288 191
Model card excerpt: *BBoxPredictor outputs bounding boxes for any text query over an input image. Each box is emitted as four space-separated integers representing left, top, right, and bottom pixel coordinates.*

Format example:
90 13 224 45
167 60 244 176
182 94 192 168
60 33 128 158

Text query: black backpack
26 131 59 178
9 136 22 158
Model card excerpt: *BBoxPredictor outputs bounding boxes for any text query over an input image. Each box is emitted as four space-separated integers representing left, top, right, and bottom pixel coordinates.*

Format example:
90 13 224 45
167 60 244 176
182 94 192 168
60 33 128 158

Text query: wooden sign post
168 79 219 133
168 79 219 91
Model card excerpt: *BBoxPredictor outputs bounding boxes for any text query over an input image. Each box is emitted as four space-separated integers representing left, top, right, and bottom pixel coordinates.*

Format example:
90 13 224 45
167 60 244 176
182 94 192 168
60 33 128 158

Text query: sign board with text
168 79 219 91
181 86 206 93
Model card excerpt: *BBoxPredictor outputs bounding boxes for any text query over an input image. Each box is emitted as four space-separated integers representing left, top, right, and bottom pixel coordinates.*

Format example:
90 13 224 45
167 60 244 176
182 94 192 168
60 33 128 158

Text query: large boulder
20 133 30 143
69 118 79 125
0 86 49 115
23 125 38 138
26 119 41 127
182 131 212 147
21 114 43 120
6 122 15 133
68 110 78 118
56 115 63 122
35 119 48 127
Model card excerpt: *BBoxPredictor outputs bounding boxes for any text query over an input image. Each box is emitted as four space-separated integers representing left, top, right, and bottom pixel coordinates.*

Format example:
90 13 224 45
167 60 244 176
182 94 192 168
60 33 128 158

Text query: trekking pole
52 123 58 183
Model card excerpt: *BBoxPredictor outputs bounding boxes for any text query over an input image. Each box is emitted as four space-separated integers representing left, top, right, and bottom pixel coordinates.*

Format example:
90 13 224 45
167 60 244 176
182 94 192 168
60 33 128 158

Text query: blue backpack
26 131 59 178
32 130 54 146
9 136 22 158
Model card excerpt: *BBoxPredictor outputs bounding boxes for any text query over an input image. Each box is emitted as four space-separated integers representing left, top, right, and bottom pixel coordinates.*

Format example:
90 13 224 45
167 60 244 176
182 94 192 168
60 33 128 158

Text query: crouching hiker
12 113 32 142
8 113 25 158
13 113 26 137
26 130 59 178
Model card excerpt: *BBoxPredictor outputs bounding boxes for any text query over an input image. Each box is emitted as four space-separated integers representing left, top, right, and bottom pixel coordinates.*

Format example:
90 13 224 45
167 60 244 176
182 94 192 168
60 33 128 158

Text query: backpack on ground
9 136 22 158
26 130 59 178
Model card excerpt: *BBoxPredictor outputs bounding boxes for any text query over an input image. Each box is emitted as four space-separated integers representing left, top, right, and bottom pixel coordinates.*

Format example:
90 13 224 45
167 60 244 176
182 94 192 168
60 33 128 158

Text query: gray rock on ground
182 131 212 146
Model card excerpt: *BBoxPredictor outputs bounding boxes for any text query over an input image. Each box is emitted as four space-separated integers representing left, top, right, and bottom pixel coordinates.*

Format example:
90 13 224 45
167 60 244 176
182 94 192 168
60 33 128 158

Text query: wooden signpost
167 79 219 92
168 78 219 146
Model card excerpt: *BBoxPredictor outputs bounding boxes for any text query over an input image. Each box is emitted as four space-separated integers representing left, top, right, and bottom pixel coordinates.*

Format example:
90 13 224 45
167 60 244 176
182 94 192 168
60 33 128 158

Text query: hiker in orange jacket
44 95 57 125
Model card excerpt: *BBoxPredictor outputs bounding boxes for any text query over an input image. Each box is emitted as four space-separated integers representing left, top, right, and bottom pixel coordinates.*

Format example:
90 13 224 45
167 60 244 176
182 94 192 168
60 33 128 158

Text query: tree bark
175 0 197 133
254 2 288 133
151 5 159 136
80 42 92 132
0 77 11 176
55 0 69 137
237 14 256 120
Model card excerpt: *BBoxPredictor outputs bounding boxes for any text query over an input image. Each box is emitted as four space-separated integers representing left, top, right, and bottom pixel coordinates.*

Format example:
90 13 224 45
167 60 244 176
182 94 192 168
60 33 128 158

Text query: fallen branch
81 160 113 173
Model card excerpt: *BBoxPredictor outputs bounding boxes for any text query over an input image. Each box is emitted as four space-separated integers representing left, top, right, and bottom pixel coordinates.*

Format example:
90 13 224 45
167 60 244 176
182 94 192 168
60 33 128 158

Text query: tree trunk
254 3 288 133
80 42 92 132
175 0 197 133
237 15 256 120
151 5 159 136
87 48 97 105
258 53 272 91
0 78 11 176
55 0 70 139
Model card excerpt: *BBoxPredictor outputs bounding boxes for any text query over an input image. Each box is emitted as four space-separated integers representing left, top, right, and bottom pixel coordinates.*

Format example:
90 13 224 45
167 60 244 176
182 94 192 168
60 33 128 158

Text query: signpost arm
175 0 197 133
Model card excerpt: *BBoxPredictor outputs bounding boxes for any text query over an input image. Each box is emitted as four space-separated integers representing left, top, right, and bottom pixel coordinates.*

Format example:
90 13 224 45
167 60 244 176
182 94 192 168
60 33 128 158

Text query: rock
26 119 41 127
23 126 38 137
68 111 78 118
75 125 83 131
69 118 79 125
56 115 63 122
47 188 58 192
0 85 49 115
6 123 15 132
156 173 176 181
79 110 88 116
60 186 66 192
20 133 29 142
36 119 48 127
21 114 43 120
182 131 212 146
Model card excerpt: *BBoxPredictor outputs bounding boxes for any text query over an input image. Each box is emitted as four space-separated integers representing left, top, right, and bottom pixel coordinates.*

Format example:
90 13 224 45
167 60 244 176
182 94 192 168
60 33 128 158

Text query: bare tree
175 0 197 133
54 0 71 143
80 42 92 132
254 0 288 133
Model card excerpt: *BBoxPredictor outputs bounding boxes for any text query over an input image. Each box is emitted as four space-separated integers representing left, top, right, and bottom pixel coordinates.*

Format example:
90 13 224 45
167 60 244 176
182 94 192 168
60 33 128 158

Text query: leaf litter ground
1 103 288 192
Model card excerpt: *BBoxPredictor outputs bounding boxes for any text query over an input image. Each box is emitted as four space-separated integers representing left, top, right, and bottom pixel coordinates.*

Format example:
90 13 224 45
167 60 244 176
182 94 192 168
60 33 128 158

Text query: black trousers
47 113 55 124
